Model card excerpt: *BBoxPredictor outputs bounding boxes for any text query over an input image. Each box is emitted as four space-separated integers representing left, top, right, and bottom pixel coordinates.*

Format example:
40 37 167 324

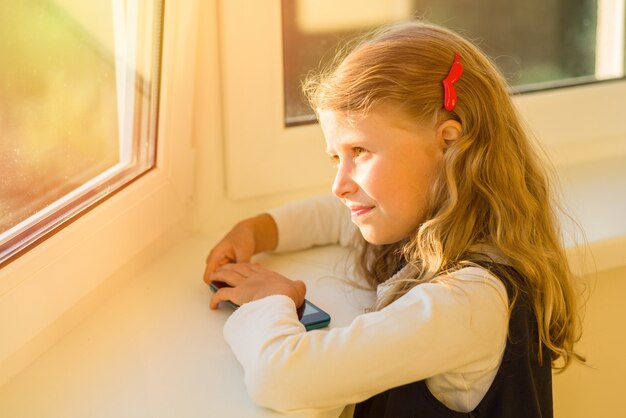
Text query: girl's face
320 107 448 245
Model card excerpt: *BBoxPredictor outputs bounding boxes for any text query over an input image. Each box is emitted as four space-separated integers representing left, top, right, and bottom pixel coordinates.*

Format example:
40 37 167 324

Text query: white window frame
0 1 197 384
0 0 158 265
219 0 626 199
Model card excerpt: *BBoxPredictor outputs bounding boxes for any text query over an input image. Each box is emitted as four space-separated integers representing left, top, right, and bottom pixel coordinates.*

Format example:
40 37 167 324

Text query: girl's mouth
349 205 374 218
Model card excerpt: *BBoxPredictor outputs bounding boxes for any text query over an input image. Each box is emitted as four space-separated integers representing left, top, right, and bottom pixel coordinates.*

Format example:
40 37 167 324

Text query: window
0 0 163 265
219 1 626 200
282 0 626 126
0 1 195 387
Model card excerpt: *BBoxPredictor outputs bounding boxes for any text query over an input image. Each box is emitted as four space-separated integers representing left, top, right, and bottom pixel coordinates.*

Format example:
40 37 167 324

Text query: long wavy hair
303 21 584 370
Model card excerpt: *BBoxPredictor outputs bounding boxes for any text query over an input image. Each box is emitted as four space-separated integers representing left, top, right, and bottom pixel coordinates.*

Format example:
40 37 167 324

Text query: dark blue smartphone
209 280 331 331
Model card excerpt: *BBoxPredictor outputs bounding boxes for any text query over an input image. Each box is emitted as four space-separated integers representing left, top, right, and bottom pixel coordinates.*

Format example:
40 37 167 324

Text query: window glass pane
0 0 163 264
282 0 625 125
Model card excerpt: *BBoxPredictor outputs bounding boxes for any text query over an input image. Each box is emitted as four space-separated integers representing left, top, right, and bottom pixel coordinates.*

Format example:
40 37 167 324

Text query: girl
204 21 583 418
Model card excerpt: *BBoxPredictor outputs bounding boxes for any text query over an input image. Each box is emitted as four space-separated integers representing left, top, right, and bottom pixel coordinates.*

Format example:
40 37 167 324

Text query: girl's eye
327 147 367 167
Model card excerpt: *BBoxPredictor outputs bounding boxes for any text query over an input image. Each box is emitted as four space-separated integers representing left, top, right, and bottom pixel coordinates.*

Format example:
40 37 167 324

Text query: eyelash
328 147 368 167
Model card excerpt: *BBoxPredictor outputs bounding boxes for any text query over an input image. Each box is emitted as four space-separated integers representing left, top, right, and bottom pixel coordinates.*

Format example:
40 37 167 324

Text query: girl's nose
332 163 357 198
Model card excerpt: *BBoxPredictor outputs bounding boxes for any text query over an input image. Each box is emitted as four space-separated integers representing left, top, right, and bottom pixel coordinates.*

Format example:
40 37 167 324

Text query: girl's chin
358 224 413 245
359 229 405 246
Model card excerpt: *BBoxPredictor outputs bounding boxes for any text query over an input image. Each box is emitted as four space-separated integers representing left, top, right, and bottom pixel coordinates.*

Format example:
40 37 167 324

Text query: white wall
553 264 626 416
188 0 330 236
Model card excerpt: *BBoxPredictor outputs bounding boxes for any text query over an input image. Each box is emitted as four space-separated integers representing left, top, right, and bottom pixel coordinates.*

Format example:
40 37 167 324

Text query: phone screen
302 301 318 316
210 280 331 331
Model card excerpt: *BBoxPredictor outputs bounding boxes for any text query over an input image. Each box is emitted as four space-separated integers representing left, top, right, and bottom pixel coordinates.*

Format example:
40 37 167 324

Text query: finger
293 280 307 307
204 251 234 284
294 280 307 296
205 246 230 266
204 261 223 285
209 287 234 310
209 268 245 287
243 262 271 273
234 246 253 263
202 260 228 284
217 262 259 276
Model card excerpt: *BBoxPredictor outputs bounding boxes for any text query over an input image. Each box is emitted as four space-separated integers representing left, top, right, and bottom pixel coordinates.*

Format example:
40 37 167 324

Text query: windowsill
0 227 624 417
0 234 371 418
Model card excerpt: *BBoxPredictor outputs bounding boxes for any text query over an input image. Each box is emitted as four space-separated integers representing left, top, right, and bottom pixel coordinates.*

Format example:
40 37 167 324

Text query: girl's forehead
318 109 375 141
318 110 359 151
318 108 362 127
319 107 432 138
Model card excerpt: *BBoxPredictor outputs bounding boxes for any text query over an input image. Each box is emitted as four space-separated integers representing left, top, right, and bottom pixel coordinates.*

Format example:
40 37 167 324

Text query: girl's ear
437 120 462 149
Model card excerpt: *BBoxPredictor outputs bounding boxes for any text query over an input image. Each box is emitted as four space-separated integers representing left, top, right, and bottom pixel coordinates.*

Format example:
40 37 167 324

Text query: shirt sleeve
266 194 357 253
222 267 509 414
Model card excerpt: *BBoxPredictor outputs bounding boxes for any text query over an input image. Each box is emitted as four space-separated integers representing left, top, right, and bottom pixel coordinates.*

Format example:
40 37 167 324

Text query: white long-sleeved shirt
223 195 509 416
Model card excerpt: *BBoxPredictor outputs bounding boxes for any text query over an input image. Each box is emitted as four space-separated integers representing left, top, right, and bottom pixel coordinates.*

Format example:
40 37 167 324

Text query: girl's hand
209 263 306 310
203 214 278 285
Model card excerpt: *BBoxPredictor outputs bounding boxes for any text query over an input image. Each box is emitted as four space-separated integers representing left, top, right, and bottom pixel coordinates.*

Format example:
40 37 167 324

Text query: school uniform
353 262 553 418
222 195 552 417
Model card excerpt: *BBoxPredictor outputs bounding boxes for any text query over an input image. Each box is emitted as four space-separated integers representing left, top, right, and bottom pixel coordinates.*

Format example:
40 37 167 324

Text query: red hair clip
442 52 463 112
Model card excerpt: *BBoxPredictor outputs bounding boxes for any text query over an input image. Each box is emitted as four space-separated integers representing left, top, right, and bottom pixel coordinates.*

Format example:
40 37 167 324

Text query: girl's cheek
353 164 373 186
358 168 384 199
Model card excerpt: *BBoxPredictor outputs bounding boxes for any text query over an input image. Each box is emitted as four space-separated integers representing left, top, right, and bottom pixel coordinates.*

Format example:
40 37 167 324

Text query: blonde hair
304 21 584 370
